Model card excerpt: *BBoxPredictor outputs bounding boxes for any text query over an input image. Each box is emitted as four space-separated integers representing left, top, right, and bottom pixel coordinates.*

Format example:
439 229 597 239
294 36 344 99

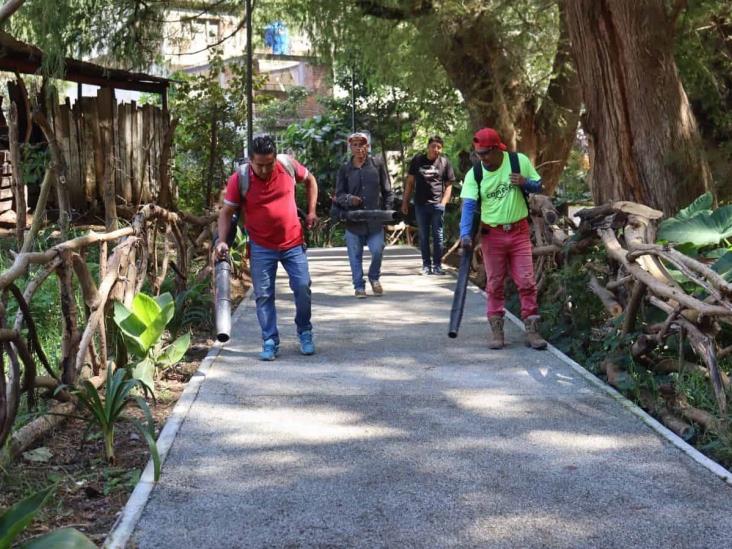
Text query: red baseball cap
473 128 507 153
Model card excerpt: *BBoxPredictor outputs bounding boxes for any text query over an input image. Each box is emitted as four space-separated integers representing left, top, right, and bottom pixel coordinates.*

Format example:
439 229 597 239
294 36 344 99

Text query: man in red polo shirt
215 135 318 361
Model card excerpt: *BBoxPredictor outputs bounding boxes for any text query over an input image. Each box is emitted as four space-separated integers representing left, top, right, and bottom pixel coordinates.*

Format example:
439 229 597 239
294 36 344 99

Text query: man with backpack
458 127 547 350
335 131 394 298
215 135 318 361
401 135 456 275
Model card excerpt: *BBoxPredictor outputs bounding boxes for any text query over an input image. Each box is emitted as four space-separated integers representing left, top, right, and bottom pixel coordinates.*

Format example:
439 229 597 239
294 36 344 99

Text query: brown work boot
487 316 505 349
525 315 548 350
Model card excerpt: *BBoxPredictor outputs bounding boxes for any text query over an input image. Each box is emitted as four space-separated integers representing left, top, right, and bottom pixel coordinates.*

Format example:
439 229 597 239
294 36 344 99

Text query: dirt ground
0 343 207 546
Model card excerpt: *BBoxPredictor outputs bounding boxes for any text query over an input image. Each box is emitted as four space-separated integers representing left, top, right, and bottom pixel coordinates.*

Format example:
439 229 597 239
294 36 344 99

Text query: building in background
161 2 330 128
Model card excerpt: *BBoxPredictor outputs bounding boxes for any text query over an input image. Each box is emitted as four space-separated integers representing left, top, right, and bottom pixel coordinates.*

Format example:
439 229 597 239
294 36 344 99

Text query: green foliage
657 191 732 248
656 193 732 288
0 485 94 549
170 48 266 213
256 86 309 134
0 486 53 549
168 282 214 339
280 113 351 211
113 292 191 390
73 367 160 480
658 203 732 247
19 146 48 189
7 0 168 76
556 148 591 204
227 227 248 269
528 256 609 367
676 2 732 143
21 527 96 549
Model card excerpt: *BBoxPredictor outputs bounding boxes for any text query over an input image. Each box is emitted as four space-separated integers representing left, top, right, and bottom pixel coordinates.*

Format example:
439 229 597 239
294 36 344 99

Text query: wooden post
98 87 118 230
8 102 26 248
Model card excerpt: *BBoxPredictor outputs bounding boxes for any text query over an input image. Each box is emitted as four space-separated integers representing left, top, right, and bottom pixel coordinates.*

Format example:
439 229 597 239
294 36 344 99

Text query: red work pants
480 218 539 319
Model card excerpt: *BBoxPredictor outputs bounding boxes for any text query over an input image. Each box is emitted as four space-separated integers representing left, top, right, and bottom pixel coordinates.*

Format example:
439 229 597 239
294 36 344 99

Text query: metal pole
246 0 253 152
350 67 356 133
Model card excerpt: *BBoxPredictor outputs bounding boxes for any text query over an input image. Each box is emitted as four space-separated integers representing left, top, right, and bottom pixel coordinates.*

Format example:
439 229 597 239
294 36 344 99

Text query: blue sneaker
260 339 279 361
299 330 315 355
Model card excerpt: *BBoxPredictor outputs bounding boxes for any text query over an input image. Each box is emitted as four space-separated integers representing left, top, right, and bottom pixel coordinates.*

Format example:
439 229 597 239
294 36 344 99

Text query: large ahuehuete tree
565 0 712 215
284 0 582 195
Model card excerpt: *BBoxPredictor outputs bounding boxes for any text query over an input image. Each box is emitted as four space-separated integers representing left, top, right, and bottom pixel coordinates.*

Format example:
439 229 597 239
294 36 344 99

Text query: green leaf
114 294 168 357
130 419 161 482
131 293 162 327
0 486 54 548
657 204 732 246
712 251 732 282
130 358 156 394
675 192 713 220
21 527 96 548
158 334 191 367
155 292 175 325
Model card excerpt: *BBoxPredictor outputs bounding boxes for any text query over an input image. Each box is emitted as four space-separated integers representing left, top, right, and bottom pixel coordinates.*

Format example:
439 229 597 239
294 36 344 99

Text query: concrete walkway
127 246 732 548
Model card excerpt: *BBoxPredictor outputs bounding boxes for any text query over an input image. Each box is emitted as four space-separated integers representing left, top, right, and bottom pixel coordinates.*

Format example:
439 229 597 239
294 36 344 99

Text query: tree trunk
565 0 711 215
205 109 218 208
423 8 581 195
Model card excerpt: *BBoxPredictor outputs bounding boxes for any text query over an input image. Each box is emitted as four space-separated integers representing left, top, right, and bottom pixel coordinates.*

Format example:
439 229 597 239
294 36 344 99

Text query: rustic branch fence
0 203 215 462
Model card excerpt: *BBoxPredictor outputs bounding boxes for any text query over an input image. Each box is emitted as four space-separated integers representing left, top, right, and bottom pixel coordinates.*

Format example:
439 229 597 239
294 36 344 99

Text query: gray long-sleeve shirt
335 156 394 235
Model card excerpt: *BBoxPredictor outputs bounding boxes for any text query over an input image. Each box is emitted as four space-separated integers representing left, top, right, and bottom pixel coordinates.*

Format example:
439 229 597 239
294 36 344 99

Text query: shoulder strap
508 151 532 213
508 151 520 174
472 161 482 184
276 153 296 181
237 161 250 201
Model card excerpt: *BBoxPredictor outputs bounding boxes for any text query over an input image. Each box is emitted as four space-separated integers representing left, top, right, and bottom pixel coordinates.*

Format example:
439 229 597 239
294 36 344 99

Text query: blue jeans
345 229 385 291
250 241 312 343
415 203 445 268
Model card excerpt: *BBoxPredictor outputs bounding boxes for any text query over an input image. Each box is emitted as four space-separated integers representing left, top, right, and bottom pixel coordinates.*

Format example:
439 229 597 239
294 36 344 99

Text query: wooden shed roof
0 31 171 94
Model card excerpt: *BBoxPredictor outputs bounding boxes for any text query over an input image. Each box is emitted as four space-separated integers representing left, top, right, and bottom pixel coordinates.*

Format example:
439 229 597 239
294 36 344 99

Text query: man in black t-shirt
401 135 456 275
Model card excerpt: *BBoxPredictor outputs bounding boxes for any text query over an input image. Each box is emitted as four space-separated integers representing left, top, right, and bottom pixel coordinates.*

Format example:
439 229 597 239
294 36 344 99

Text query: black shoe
421 266 432 275
432 266 445 275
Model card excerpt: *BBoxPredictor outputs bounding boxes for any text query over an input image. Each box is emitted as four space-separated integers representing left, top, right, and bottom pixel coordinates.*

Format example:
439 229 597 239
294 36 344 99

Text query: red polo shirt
224 157 309 250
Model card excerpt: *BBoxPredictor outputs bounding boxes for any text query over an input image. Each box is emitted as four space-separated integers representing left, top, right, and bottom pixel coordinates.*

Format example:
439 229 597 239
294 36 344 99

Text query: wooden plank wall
50 89 172 215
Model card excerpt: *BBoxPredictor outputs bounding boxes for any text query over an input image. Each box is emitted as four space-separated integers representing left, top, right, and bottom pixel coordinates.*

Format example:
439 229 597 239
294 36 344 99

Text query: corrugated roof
0 31 171 94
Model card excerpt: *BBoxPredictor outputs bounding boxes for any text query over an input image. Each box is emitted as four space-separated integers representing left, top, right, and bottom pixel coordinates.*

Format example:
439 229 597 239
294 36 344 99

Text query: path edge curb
103 289 253 549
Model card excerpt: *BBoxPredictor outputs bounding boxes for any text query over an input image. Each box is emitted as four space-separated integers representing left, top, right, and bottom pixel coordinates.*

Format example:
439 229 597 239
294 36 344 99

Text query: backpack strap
237 162 250 201
237 153 297 201
508 151 520 174
508 151 532 213
276 153 296 180
472 161 482 185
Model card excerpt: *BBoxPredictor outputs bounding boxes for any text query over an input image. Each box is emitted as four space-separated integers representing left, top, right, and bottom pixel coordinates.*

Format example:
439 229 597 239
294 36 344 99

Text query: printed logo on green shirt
485 183 513 201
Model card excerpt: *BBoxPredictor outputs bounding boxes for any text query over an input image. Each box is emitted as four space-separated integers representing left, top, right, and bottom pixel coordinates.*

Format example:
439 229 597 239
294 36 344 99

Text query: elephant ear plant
113 292 192 392
658 192 732 286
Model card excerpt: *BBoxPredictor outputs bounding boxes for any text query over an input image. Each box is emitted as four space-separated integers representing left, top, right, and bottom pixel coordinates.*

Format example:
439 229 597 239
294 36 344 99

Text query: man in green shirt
459 128 547 350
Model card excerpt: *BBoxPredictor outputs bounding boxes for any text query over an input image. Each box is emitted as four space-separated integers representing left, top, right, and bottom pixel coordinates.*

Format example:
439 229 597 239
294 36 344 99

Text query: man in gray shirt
335 131 394 298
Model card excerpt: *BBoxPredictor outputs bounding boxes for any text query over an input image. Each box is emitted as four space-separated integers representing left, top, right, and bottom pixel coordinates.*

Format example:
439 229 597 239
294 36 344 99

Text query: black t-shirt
408 153 455 205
